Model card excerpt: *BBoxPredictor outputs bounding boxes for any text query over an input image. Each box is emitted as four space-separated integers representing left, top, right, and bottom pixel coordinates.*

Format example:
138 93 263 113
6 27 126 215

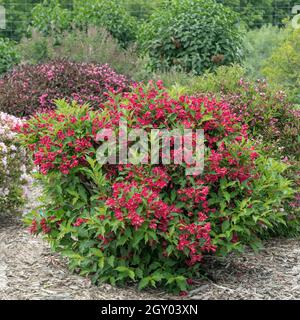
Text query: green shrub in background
18 27 148 81
138 0 243 75
242 25 288 80
0 0 40 41
262 26 300 103
0 37 20 74
72 0 137 47
123 0 163 20
217 0 299 29
18 30 50 64
185 64 245 94
31 0 72 37
31 0 138 48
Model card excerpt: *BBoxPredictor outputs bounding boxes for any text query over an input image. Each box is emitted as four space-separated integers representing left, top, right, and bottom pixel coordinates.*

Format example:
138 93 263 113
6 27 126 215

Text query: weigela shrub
180 66 300 233
0 60 129 117
0 112 31 215
17 82 294 293
138 0 243 74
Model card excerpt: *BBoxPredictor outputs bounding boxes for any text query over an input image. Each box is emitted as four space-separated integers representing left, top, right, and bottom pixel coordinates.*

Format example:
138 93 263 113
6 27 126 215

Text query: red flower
179 291 188 297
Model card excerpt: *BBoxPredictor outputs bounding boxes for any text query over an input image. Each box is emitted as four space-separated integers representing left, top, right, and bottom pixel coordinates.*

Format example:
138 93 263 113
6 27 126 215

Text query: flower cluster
0 112 32 214
18 81 294 293
0 60 129 117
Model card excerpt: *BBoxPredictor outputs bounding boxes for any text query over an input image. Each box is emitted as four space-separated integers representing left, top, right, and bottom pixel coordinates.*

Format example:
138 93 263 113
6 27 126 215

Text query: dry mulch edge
1 215 300 300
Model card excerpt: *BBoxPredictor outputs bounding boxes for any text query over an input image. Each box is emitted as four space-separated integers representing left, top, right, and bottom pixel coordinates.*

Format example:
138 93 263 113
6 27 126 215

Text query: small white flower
10 145 17 152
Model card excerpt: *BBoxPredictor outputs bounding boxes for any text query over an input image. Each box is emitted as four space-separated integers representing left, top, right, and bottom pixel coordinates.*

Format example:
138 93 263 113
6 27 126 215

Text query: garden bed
1 214 299 300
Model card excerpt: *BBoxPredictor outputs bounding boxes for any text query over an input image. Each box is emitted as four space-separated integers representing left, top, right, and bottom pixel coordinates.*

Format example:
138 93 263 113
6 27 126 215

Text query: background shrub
138 0 243 74
73 0 137 47
18 82 294 292
31 0 72 37
0 38 20 75
18 27 148 81
123 0 163 20
172 65 299 161
242 24 288 80
262 26 300 103
31 0 137 48
0 60 129 117
0 0 41 41
216 0 299 29
0 112 31 215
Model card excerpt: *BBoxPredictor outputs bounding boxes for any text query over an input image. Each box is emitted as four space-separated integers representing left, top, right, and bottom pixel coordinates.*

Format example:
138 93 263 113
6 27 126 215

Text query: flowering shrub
177 66 300 234
0 112 31 215
176 66 299 160
0 60 129 117
18 82 294 293
221 79 299 160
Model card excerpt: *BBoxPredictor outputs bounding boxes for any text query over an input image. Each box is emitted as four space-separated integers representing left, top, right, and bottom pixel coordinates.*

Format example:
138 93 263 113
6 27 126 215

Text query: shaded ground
1 215 300 300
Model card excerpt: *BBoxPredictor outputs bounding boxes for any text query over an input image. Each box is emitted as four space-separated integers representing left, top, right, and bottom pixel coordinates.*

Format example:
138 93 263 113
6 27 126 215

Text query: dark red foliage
0 60 129 117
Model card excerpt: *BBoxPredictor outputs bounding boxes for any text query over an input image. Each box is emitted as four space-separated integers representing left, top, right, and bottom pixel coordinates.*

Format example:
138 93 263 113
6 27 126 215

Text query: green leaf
138 277 150 290
107 255 115 267
115 266 135 280
90 248 103 258
222 220 230 233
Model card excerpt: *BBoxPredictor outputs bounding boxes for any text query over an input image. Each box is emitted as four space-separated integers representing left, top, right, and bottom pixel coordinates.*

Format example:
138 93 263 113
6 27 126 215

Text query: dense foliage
0 60 129 117
139 0 243 74
181 66 299 160
31 0 72 36
0 0 41 41
263 26 300 103
0 37 19 74
17 82 294 292
1 0 297 43
30 0 137 47
166 65 300 235
217 0 299 28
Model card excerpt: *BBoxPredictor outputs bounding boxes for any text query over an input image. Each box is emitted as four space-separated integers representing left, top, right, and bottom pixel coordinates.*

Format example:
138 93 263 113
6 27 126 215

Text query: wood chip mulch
1 214 300 300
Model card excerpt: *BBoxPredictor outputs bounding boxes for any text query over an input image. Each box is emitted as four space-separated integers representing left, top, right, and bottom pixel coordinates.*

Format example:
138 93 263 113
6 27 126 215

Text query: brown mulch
0 215 170 300
1 214 300 300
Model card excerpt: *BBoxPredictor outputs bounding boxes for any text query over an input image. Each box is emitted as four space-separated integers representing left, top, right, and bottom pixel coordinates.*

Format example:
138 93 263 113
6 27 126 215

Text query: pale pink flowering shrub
0 112 32 214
